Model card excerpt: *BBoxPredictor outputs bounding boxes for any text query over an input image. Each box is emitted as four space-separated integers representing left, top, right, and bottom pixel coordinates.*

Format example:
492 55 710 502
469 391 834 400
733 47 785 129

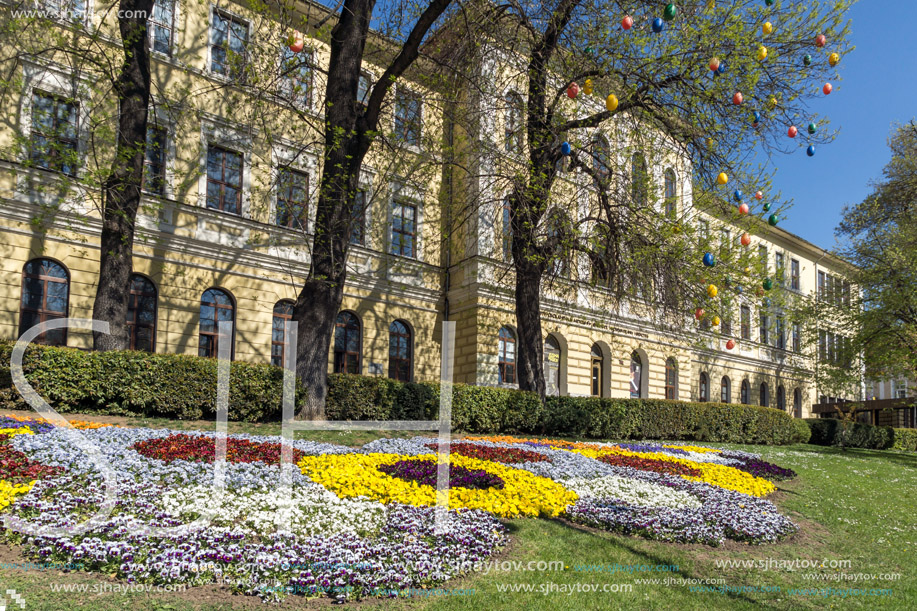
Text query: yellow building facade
0 1 857 417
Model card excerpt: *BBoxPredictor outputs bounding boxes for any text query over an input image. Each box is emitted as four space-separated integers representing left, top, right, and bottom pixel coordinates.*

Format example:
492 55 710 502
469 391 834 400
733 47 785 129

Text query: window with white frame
205 145 243 214
390 200 417 258
211 10 248 79
150 0 176 55
394 87 422 146
142 125 167 195
275 167 309 229
30 90 79 176
279 47 313 107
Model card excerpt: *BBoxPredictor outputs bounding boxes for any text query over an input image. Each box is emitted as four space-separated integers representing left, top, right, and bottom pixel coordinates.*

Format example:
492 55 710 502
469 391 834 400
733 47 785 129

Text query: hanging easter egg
738 203 750 215
561 141 572 156
583 79 594 95
765 0 774 6
606 94 619 112
664 3 677 21
716 172 728 185
808 122 817 134
757 46 768 61
815 34 827 48
788 125 797 138
763 202 771 212
585 46 594 56
753 110 761 124
767 95 778 109
829 52 840 67
622 15 634 30
755 190 763 200
707 284 718 298
726 339 736 350
763 278 774 291
803 54 812 66
717 61 727 74
707 137 715 150
736 285 744 294
757 286 765 297
709 57 720 72
823 82 833 95
653 18 665 33
740 232 751 246
288 30 305 53
695 307 705 320
703 252 717 267
733 189 743 202
768 213 779 226
732 92 744 105
763 21 773 35
807 144 816 157
712 315 721 326
567 82 579 99
744 266 751 275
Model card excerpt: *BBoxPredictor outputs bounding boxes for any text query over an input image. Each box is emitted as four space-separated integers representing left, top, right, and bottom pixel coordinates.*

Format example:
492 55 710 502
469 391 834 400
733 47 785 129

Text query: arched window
794 388 802 418
127 274 157 352
388 320 412 381
720 376 731 403
593 135 611 181
545 335 561 396
271 300 294 367
504 93 524 153
333 311 361 374
741 379 750 405
777 385 786 411
590 344 604 397
699 372 709 402
631 153 648 207
19 258 69 346
198 288 234 358
498 326 516 385
665 357 678 400
664 168 677 217
760 382 770 407
630 352 643 398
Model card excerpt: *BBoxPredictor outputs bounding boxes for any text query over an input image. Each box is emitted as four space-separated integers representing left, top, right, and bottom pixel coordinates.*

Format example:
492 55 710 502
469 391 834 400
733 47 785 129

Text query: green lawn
1 414 915 610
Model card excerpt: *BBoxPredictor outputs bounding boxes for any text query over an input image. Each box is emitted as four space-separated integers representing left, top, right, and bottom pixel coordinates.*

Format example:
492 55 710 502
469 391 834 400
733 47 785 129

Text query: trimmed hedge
792 418 812 444
0 342 800 444
803 418 894 450
892 428 917 452
0 341 305 422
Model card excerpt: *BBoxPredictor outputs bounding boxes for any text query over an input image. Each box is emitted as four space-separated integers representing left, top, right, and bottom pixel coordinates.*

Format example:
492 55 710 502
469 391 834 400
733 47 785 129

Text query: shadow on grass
788 443 917 467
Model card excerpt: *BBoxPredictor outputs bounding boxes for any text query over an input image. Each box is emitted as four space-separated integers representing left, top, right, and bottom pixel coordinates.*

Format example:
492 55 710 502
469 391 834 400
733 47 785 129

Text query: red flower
132 434 304 465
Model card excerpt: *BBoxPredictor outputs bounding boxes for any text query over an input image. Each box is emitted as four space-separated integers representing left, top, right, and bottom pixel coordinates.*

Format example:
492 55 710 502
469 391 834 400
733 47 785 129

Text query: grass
1 411 915 609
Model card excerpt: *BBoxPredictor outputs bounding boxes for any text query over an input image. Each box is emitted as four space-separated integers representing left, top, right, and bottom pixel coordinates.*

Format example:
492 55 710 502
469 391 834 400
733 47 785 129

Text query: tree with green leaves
462 0 853 398
838 121 917 383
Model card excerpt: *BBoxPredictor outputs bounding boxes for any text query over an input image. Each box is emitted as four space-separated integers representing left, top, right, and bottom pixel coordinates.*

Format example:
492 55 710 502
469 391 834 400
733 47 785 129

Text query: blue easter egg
652 17 664 33
703 252 716 267
733 190 743 202
561 141 571 156
807 145 816 157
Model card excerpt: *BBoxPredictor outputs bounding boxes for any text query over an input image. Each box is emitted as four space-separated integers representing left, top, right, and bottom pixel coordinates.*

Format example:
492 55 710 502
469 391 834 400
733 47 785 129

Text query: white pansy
561 475 702 509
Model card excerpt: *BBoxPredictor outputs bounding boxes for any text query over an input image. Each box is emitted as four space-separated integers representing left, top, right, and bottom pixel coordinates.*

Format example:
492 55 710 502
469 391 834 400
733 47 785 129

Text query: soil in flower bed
0 441 64 483
597 453 702 477
132 433 305 465
424 442 551 464
378 459 506 490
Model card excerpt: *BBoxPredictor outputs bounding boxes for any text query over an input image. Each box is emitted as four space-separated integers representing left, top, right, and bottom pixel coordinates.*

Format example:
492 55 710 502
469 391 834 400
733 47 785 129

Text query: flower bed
0 413 800 602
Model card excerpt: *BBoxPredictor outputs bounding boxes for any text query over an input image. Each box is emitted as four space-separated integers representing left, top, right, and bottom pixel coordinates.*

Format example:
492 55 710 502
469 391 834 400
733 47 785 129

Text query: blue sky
774 0 914 251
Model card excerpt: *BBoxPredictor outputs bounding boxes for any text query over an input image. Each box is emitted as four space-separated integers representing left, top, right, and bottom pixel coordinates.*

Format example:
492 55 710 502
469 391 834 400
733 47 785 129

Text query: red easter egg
289 31 304 53
788 126 798 138
823 82 833 95
755 191 763 200
709 58 720 72
740 232 751 246
622 15 634 30
732 92 743 105
567 83 579 99
815 34 827 48
695 308 705 320
726 339 736 350
738 203 749 215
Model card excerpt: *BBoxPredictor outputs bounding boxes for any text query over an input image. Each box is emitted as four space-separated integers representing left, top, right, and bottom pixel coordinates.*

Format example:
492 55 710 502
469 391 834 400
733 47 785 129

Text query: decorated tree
458 0 853 398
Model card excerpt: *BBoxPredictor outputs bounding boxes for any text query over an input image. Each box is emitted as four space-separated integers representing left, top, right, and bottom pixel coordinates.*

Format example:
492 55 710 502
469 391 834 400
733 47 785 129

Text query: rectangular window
818 270 826 301
357 73 372 107
504 94 524 154
391 201 416 258
698 219 709 246
279 47 313 107
150 0 175 55
211 11 248 79
819 329 827 361
142 125 167 195
758 244 768 267
759 311 769 345
775 252 785 285
394 88 422 146
740 305 750 340
276 168 309 229
350 189 366 246
828 332 836 365
720 228 731 259
775 316 785 350
205 145 243 214
790 258 800 290
30 91 79 176
843 281 851 307
894 380 908 399
792 322 800 352
41 0 85 20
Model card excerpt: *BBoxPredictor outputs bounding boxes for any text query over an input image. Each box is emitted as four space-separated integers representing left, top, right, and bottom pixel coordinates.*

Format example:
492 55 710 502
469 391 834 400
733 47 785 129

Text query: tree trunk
514 261 546 399
91 0 154 351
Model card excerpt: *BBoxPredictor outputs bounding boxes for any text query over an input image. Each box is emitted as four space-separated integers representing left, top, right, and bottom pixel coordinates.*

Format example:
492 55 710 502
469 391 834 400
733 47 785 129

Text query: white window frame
149 0 181 58
207 5 251 81
393 84 423 151
270 143 318 232
198 117 253 217
387 181 424 261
